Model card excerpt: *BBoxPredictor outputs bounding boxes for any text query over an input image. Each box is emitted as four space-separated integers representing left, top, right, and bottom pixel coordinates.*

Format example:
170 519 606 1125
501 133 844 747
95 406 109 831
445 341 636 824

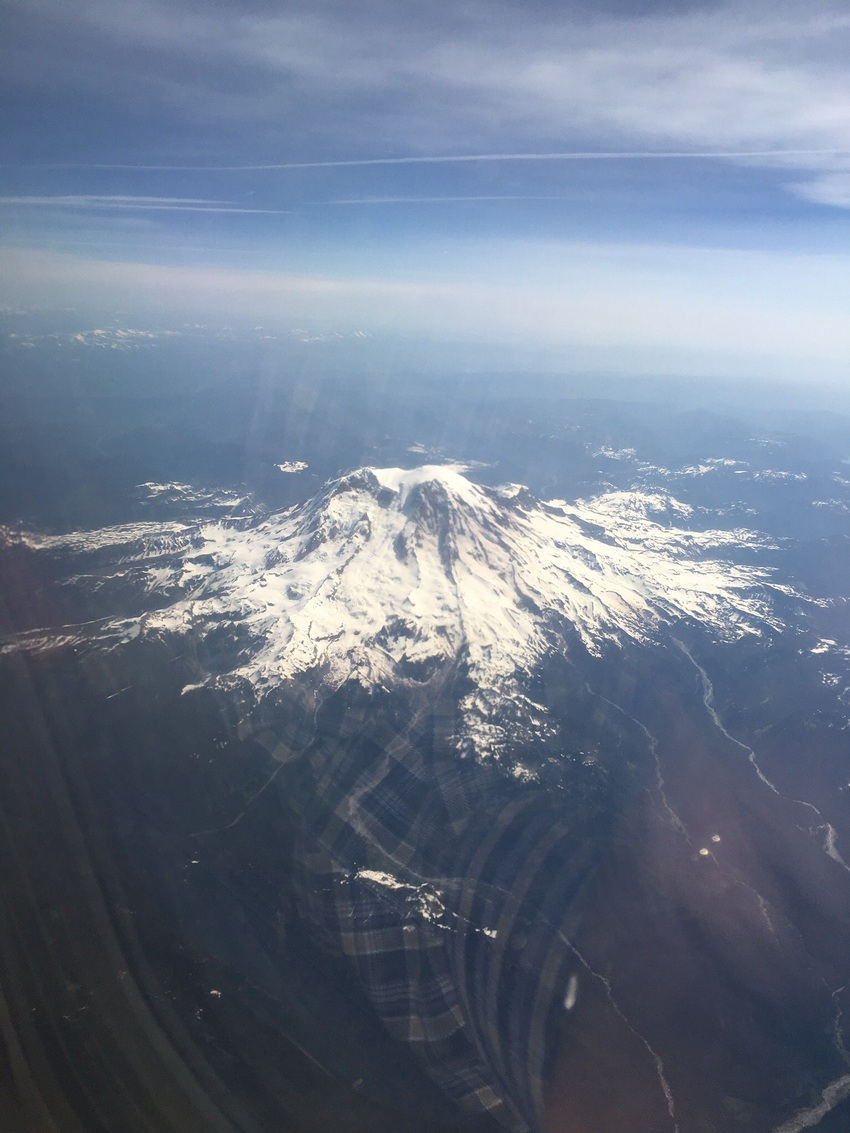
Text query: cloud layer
4 0 850 200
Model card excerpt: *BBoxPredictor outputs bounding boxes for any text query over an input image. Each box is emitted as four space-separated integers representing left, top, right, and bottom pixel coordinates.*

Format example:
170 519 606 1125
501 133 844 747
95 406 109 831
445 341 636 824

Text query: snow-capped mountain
3 464 794 754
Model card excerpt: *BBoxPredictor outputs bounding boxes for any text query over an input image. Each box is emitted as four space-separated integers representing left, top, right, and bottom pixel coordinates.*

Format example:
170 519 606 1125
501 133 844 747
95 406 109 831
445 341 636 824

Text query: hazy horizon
3 0 850 383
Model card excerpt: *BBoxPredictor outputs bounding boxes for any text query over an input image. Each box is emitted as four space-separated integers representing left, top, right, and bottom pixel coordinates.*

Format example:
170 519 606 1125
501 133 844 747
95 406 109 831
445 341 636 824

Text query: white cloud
790 172 850 208
374 6 850 200
238 7 850 142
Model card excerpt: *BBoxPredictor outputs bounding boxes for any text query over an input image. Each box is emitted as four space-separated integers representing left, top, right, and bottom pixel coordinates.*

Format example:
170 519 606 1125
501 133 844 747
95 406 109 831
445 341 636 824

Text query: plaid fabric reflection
288 697 608 1133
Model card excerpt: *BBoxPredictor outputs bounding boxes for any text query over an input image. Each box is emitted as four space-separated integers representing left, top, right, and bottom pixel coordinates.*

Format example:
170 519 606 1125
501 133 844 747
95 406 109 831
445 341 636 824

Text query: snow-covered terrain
2 465 795 752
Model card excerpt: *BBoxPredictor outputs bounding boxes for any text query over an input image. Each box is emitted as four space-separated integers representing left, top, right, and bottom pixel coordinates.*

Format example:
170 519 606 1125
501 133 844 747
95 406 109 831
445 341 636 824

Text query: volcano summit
6 464 798 759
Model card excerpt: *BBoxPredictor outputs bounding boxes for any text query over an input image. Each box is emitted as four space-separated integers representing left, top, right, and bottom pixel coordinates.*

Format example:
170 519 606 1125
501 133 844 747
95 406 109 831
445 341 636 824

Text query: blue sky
2 0 850 381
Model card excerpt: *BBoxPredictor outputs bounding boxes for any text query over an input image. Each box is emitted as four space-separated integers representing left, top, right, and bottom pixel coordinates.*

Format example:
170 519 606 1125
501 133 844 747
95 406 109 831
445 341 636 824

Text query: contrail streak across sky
7 149 850 172
0 196 292 214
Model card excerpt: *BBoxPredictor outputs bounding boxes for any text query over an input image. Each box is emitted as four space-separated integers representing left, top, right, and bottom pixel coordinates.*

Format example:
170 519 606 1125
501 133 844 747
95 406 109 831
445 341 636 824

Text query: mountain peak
5 465 788 756
370 463 475 498
153 468 783 745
